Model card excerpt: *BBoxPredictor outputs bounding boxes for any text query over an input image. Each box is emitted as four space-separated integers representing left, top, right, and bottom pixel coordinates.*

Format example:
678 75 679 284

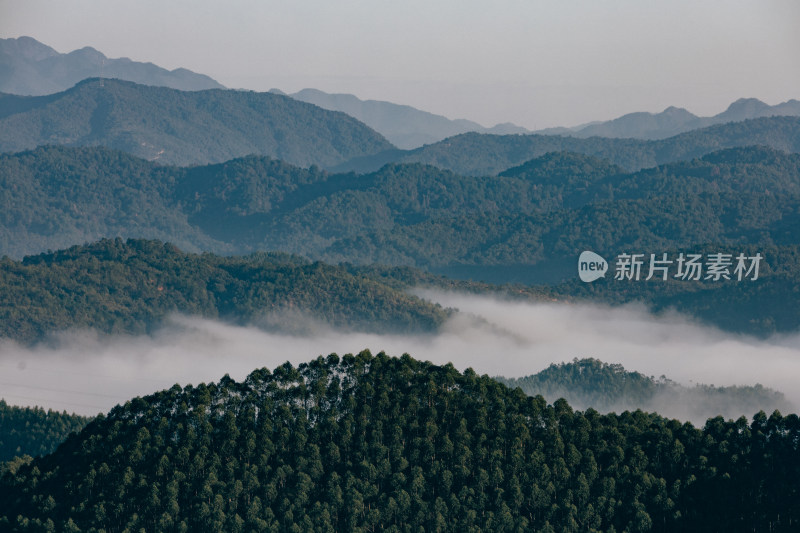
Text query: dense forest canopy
1 351 797 532
497 358 792 423
1 236 798 343
0 401 91 463
3 144 799 274
0 238 448 344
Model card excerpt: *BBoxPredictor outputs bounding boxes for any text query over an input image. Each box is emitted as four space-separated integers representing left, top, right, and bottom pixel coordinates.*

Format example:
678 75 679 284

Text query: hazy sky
2 1 799 129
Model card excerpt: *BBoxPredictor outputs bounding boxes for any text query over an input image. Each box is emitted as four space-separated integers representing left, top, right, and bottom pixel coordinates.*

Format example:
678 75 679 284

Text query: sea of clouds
1 291 798 424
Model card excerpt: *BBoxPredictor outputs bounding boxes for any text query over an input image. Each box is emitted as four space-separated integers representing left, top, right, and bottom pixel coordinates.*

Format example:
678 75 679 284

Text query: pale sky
1 0 799 129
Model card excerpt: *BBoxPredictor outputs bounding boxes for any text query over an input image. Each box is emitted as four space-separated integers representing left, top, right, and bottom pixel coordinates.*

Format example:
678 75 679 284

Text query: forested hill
497 358 792 424
335 115 800 175
0 78 394 167
0 401 91 463
3 145 800 335
1 351 798 531
0 239 448 344
4 144 800 266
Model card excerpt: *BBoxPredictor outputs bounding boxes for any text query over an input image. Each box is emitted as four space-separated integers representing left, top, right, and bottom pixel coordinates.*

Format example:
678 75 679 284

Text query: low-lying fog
2 291 799 425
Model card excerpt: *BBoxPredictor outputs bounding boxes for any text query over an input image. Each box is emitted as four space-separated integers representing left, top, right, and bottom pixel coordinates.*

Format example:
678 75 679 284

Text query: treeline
0 238 448 343
498 358 792 423
0 401 90 463
1 351 798 531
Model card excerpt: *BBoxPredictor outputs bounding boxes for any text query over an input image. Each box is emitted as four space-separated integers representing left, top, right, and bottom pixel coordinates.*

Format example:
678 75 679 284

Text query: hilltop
0 239 448 344
1 351 798 531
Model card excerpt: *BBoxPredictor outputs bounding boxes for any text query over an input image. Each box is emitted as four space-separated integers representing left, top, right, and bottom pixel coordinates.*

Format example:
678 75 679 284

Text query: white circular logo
578 251 608 282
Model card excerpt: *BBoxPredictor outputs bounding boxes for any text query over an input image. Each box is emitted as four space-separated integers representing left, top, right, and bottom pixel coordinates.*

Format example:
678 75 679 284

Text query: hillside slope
0 239 448 343
335 116 800 175
0 78 394 167
1 351 797 531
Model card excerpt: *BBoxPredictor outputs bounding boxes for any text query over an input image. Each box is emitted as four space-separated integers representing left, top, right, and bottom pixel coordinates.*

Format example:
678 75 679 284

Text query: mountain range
286 87 800 148
285 87 529 149
336 115 800 175
3 144 799 335
3 77 799 175
0 78 393 167
0 36 224 95
3 37 799 155
3 34 800 533
548 98 800 140
0 238 447 344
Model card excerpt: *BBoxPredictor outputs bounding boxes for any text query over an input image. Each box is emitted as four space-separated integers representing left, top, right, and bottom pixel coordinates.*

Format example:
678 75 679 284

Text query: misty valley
1 35 800 531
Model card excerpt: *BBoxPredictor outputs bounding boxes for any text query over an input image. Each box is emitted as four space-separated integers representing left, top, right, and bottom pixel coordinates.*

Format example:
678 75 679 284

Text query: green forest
497 358 791 423
4 236 797 344
4 143 800 264
4 144 800 292
1 65 799 532
2 143 797 265
0 401 90 463
0 238 449 343
1 352 797 532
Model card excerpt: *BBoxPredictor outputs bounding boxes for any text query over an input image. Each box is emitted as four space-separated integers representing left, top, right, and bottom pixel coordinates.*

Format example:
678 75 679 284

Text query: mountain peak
65 46 107 64
0 36 59 61
0 36 225 95
661 105 694 117
717 98 770 121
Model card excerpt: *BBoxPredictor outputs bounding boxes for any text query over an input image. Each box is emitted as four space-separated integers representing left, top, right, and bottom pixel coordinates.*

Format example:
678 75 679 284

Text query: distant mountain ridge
4 37 796 149
0 36 224 95
286 88 530 149
543 97 800 140
286 88 800 148
0 78 394 167
334 115 800 175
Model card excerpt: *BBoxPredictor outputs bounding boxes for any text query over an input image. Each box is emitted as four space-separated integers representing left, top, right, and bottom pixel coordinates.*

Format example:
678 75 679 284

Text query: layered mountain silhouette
5 37 796 150
541 98 800 140
335 115 800 175
283 88 800 148
0 78 394 167
3 143 800 337
0 36 224 95
286 88 529 149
